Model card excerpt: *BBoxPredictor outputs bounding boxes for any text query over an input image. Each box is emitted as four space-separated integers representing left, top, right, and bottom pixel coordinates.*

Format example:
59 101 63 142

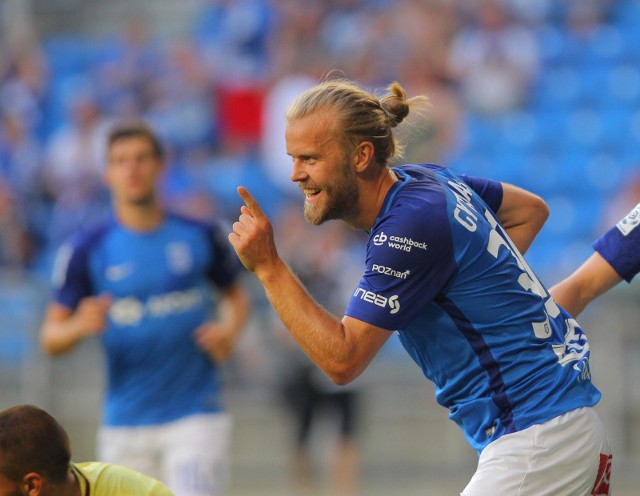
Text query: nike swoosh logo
106 262 133 281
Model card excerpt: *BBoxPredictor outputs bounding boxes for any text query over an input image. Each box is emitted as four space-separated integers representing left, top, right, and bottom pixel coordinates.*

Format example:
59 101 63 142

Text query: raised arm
496 183 549 255
228 187 391 384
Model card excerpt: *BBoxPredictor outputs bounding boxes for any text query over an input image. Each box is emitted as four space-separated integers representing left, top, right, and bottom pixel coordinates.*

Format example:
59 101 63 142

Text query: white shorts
462 407 612 496
98 413 232 496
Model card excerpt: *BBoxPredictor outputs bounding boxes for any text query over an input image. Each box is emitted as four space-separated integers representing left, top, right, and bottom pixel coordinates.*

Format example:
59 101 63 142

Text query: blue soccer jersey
593 203 640 283
345 164 601 453
52 213 241 426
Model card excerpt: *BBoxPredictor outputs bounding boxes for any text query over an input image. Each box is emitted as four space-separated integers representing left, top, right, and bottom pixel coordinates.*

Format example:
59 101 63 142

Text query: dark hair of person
286 78 430 165
0 405 71 483
107 120 164 160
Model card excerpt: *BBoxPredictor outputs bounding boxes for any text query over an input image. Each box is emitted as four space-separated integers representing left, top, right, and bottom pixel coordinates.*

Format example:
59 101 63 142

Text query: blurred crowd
0 0 632 277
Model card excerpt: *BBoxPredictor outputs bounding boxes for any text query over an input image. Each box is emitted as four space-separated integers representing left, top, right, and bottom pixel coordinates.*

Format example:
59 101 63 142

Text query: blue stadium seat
532 65 581 109
42 35 93 78
606 64 640 104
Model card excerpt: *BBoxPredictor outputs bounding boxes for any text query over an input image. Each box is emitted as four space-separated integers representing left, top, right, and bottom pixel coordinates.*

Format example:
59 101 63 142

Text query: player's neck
115 201 165 232
44 471 81 496
356 167 398 231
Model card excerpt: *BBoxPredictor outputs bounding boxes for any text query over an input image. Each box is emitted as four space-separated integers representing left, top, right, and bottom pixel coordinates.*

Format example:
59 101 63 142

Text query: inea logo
353 288 400 314
388 295 400 314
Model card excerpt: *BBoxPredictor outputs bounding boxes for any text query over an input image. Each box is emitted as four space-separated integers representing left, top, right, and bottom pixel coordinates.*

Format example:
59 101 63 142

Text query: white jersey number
484 209 560 339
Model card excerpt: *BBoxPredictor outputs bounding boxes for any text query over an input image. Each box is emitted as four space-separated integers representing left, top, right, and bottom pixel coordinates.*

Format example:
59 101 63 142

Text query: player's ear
353 141 374 173
22 472 45 495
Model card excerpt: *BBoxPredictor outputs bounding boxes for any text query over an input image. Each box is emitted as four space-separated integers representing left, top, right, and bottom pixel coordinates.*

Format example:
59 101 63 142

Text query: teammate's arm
194 282 250 363
496 183 549 255
549 253 622 318
229 187 391 384
550 203 640 317
40 296 111 355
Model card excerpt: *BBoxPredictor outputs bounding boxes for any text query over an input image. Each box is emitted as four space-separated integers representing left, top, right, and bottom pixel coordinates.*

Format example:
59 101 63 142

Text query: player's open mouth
303 188 321 200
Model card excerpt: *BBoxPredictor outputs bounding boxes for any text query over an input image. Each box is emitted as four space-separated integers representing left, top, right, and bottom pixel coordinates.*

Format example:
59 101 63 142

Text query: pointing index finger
237 186 266 220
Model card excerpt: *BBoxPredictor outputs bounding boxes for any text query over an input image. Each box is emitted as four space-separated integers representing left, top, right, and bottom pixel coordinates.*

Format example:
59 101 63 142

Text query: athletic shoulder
66 220 114 252
73 462 175 496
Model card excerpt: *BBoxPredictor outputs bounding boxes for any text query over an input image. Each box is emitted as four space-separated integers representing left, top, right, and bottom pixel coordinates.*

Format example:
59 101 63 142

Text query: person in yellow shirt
0 404 173 496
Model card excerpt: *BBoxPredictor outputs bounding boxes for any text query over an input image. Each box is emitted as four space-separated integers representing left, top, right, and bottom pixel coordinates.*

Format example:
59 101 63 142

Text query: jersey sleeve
205 220 243 288
345 193 456 330
74 462 175 495
51 240 94 309
593 203 640 283
459 174 503 213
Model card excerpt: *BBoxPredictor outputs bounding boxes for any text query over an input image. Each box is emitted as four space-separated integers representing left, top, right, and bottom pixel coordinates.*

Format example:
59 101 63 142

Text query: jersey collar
70 463 91 496
368 167 412 234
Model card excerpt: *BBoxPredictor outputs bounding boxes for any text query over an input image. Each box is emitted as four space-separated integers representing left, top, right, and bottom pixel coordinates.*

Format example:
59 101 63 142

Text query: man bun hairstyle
380 82 411 128
286 77 429 165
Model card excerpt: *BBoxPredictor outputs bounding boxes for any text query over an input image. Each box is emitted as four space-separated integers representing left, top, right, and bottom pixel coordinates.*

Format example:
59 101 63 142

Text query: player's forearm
219 283 250 339
40 318 85 355
257 258 360 384
548 277 590 318
550 253 623 318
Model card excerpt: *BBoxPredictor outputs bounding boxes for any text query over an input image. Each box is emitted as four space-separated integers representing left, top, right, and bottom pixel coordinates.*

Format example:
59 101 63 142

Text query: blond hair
286 79 430 165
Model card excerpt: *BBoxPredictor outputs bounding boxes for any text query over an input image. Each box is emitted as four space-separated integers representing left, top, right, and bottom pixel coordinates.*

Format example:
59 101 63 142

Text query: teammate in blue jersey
551 203 640 318
40 121 250 496
229 79 612 495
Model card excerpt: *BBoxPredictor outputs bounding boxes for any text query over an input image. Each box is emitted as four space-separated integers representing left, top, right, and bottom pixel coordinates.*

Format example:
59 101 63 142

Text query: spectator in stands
192 0 272 82
0 24 48 138
41 80 111 248
395 48 462 166
0 177 33 267
448 0 539 115
273 206 363 496
0 112 46 263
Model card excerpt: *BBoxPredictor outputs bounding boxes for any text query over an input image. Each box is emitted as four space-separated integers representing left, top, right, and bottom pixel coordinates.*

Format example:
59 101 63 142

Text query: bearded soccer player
229 78 612 495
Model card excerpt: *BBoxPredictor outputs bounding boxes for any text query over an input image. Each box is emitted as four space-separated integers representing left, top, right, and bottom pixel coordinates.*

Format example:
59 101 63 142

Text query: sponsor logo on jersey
372 231 427 252
109 297 144 325
353 287 400 314
105 262 134 282
371 263 411 279
592 453 612 495
551 318 591 381
616 203 640 236
373 232 387 246
166 242 193 274
109 287 204 326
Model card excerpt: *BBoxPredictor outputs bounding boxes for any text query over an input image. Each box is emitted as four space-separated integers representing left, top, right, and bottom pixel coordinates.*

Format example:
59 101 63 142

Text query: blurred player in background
0 404 174 496
551 203 639 318
39 121 250 496
229 78 611 495
273 208 361 496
